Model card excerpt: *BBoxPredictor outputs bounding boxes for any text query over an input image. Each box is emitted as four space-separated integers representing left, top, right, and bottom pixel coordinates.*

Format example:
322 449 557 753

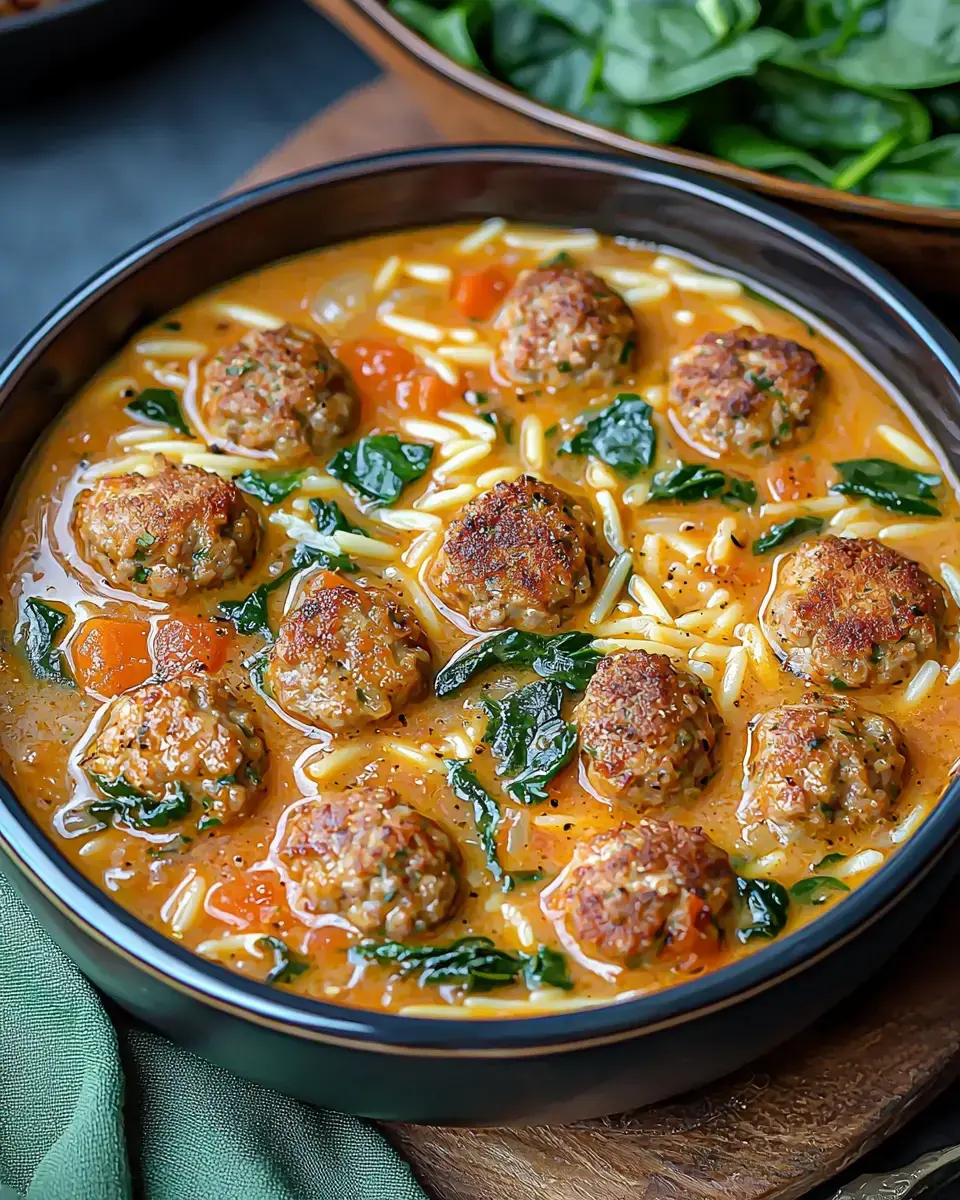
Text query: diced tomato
154 616 230 678
72 618 151 697
337 338 458 418
206 872 288 930
305 925 354 956
452 265 511 321
766 457 817 502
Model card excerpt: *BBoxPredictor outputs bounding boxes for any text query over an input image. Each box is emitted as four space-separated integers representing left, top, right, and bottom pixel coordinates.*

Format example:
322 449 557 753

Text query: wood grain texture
241 79 960 1199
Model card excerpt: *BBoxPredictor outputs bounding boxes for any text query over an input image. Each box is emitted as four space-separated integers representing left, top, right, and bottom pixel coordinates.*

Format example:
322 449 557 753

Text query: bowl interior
3 146 960 1052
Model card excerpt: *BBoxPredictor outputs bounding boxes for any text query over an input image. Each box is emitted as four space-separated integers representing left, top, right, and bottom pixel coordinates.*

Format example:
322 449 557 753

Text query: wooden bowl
309 0 960 310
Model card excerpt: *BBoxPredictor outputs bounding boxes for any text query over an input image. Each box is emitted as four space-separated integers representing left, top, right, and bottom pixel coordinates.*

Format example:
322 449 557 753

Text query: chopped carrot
72 618 152 697
453 265 511 321
338 338 458 418
766 457 817 502
154 616 230 678
207 873 288 929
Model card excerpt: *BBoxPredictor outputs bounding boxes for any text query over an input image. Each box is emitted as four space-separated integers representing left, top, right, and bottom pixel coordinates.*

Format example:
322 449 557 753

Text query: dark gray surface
0 0 378 355
2 0 960 1192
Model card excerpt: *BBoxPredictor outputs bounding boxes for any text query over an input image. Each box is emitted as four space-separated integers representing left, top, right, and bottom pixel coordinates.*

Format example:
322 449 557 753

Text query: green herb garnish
257 935 309 984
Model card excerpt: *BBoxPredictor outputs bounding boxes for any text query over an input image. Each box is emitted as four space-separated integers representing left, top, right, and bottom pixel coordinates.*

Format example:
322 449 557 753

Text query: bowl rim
3 142 960 1055
0 0 107 34
321 0 960 230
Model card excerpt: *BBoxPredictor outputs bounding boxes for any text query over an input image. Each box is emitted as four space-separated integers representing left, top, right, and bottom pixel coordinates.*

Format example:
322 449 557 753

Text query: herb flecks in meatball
265 575 430 731
740 697 906 843
766 535 945 688
669 326 823 458
201 324 355 461
273 786 461 937
73 457 259 598
549 819 735 968
494 266 636 391
81 673 266 827
575 650 723 806
428 475 599 632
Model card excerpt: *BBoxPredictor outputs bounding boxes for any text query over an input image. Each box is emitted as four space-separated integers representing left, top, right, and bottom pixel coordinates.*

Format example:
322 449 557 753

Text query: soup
1 220 957 1019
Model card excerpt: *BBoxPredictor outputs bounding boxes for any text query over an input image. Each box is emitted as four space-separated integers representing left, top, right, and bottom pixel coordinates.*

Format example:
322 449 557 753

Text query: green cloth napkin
0 873 429 1200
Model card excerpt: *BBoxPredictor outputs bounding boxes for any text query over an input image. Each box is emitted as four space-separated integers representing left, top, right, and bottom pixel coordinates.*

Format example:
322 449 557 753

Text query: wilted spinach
444 758 510 889
234 468 306 505
16 598 74 686
650 464 757 506
435 629 601 697
736 875 790 942
752 515 824 554
257 935 310 984
87 775 192 830
830 458 942 515
350 935 572 992
328 434 432 505
557 393 656 478
790 875 850 905
126 387 192 437
480 679 578 803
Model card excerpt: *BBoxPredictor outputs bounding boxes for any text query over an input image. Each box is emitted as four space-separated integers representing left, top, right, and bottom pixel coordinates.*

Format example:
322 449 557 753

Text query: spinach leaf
257 935 310 984
650 463 757 506
435 629 601 697
860 134 960 206
444 759 510 889
601 1 789 106
736 875 790 942
752 515 824 554
126 387 192 437
234 468 305 505
217 566 297 640
511 43 598 112
350 934 572 992
328 434 433 505
88 774 191 830
707 123 837 184
789 875 850 905
830 457 942 515
557 394 656 478
814 851 847 869
15 598 73 686
309 498 366 537
389 0 487 70
480 680 578 803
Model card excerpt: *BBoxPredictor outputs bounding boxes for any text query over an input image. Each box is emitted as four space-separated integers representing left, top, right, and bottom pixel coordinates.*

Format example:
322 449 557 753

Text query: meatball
766 535 945 688
73 457 259 598
265 575 430 731
428 475 599 632
201 324 354 461
81 673 266 827
740 697 906 842
548 819 736 967
494 265 636 391
575 650 723 805
273 786 461 936
669 327 823 458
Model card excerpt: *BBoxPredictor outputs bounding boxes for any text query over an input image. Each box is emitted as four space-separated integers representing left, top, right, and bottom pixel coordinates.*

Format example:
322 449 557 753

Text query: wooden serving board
239 76 960 1200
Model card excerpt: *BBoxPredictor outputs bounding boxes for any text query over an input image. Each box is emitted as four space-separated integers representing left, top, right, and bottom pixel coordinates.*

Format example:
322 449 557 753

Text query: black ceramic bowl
2 146 960 1126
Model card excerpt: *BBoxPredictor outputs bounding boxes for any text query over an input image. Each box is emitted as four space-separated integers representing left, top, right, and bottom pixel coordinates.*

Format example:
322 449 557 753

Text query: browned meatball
575 650 722 805
740 697 906 842
273 786 461 936
548 819 736 967
494 266 636 390
265 575 430 731
82 673 266 828
201 324 354 461
428 475 599 632
766 536 945 688
669 327 823 458
73 457 259 598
